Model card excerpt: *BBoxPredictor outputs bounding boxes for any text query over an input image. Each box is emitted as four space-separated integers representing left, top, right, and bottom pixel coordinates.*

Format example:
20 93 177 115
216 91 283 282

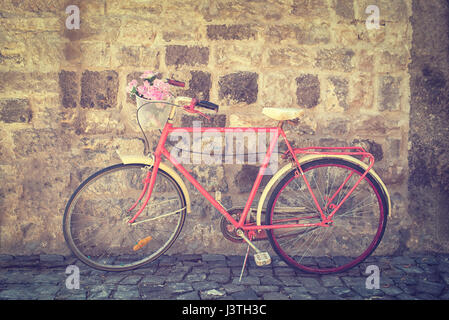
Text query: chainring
219 208 244 243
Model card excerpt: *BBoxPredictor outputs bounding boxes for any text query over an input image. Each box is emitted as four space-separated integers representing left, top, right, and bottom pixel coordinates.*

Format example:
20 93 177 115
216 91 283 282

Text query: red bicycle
63 79 390 274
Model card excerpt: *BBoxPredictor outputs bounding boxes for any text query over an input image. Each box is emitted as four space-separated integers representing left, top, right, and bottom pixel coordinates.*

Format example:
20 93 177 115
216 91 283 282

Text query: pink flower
137 85 147 97
126 79 138 93
128 71 172 100
140 70 155 79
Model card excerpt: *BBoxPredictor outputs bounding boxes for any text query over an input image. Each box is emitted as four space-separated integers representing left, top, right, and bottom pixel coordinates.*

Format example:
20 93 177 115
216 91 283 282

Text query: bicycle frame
127 106 376 235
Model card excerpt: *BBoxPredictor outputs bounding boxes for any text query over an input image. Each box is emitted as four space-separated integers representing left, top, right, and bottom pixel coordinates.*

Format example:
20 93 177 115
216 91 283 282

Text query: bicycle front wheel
63 163 187 271
266 158 388 274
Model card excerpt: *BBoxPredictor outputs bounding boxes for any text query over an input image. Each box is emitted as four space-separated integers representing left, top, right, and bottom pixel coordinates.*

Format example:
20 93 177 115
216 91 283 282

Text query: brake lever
183 98 211 120
188 108 211 120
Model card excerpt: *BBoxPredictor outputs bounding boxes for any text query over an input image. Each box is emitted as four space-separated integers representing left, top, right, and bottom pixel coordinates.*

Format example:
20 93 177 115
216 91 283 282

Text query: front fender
117 153 191 214
255 154 391 225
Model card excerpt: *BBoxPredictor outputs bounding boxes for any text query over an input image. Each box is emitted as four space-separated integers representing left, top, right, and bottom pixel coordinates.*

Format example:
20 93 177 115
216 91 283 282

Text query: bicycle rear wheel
266 158 388 274
63 163 186 271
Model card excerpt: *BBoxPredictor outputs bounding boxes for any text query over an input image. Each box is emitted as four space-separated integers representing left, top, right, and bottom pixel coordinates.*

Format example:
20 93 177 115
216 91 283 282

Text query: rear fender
255 154 391 225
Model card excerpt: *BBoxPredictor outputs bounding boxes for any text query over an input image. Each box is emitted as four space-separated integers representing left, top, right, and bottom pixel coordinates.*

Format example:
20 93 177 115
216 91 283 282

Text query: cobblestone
1 253 449 300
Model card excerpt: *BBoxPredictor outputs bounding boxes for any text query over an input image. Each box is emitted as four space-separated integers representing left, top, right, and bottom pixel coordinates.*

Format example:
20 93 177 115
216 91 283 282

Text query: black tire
266 158 388 274
63 163 187 271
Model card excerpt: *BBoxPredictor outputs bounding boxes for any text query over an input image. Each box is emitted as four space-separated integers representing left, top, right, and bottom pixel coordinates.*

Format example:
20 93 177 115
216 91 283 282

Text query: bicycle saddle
262 107 304 121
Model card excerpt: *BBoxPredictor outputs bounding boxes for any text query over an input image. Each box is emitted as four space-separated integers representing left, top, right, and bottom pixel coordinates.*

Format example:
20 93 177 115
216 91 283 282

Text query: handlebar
197 100 219 111
168 78 219 113
167 79 185 87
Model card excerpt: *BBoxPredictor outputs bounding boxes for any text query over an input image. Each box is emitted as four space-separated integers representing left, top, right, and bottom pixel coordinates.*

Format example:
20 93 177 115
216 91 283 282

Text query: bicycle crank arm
236 229 271 266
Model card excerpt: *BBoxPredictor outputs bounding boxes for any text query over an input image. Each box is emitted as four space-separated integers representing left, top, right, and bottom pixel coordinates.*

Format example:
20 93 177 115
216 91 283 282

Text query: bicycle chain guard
219 208 268 243
219 208 244 243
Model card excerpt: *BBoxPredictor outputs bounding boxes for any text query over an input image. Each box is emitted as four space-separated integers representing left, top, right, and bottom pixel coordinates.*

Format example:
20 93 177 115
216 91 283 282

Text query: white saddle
262 108 304 121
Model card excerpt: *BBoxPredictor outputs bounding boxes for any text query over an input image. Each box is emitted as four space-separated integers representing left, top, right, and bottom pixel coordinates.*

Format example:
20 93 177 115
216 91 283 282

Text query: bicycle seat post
277 120 284 129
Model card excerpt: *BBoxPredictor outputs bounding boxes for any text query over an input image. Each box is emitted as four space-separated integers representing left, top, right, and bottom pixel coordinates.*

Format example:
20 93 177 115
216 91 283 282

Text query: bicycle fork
127 165 153 213
127 155 162 224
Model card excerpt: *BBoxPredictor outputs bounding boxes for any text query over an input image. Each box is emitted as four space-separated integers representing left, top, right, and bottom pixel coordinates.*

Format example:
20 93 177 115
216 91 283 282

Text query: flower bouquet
127 71 172 101
127 71 173 130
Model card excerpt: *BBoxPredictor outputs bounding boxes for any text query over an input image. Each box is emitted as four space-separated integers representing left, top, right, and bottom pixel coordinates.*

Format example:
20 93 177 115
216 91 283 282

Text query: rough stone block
140 47 160 69
233 165 272 193
116 45 140 67
349 73 374 109
215 44 263 69
292 0 330 18
79 42 112 68
352 115 394 136
334 0 354 19
62 15 120 43
200 0 290 23
113 45 158 69
119 17 157 44
380 165 407 185
1 0 65 14
107 0 163 16
59 70 79 109
80 70 118 109
387 138 401 159
296 22 331 45
296 74 320 108
0 99 32 123
63 42 81 62
207 24 257 40
12 128 62 157
0 43 25 67
26 35 65 72
191 165 228 192
161 15 201 42
378 50 409 73
352 138 384 161
259 71 296 107
180 114 226 128
266 46 313 68
264 24 298 44
184 71 211 101
165 45 209 66
83 109 125 135
315 48 355 72
379 75 401 111
320 118 350 136
219 72 258 104
265 22 330 45
328 76 349 110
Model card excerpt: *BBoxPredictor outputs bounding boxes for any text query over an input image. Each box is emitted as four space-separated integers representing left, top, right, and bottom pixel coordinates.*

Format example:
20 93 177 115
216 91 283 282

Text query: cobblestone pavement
1 253 449 300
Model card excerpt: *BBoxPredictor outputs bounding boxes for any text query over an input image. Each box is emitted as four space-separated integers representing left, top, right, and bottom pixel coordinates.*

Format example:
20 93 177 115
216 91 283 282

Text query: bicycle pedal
254 251 271 266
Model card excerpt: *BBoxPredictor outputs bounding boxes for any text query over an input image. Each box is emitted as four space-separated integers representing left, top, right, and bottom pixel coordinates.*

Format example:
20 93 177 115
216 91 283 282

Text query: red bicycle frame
127 119 375 234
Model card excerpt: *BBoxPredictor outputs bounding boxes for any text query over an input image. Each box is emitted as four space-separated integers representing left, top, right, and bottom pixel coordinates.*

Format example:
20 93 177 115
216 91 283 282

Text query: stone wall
0 0 442 256
408 0 449 251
